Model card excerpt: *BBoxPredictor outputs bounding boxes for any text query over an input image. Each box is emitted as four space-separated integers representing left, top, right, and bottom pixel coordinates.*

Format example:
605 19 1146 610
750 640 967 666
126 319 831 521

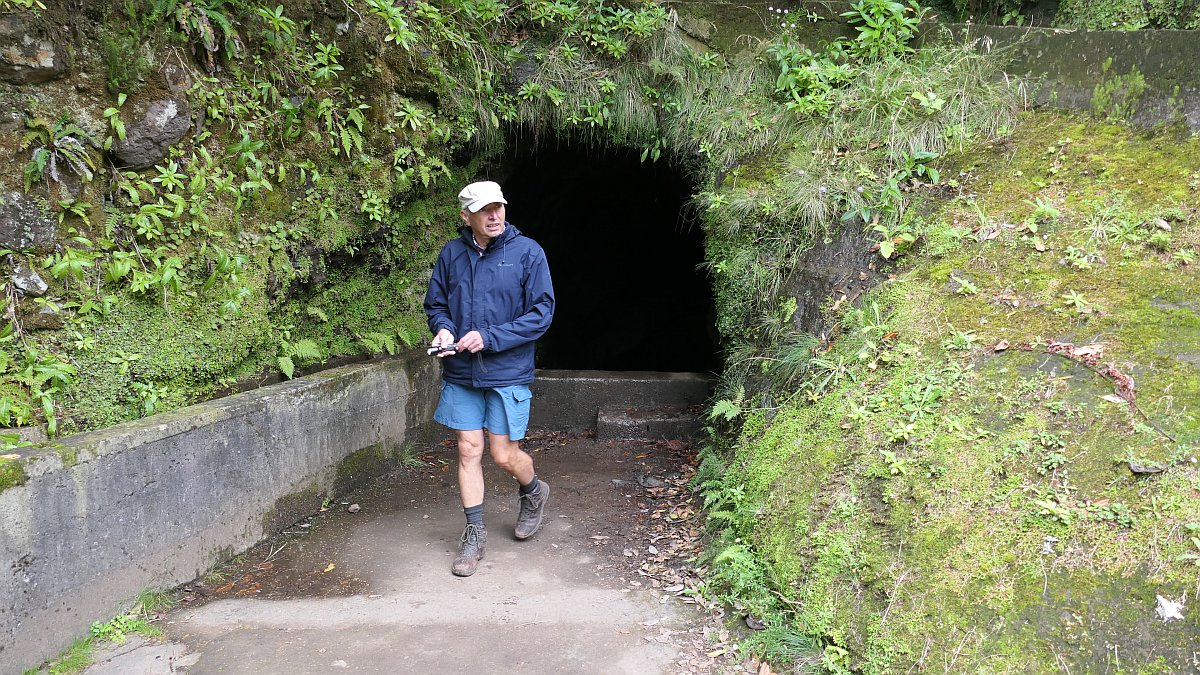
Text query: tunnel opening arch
477 131 720 374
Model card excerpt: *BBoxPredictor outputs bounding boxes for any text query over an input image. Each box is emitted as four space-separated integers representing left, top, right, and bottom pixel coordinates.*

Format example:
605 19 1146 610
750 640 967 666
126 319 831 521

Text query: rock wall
0 353 439 674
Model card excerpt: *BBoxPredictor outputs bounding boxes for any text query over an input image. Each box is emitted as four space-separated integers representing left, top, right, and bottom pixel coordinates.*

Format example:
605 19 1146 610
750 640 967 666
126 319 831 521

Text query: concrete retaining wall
947 25 1200 130
530 370 714 431
0 353 439 674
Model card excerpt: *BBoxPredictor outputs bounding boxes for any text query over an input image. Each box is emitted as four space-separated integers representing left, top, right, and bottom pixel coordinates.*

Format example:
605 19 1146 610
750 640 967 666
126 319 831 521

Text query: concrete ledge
596 405 705 441
945 25 1200 130
530 370 714 431
0 353 439 674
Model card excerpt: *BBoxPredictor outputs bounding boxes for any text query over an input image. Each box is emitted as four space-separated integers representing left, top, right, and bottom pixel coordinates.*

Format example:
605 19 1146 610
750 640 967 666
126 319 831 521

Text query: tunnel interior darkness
496 136 719 373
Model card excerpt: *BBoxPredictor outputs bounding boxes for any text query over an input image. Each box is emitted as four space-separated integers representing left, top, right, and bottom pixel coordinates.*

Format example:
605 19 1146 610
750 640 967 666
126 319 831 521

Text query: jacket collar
459 221 519 253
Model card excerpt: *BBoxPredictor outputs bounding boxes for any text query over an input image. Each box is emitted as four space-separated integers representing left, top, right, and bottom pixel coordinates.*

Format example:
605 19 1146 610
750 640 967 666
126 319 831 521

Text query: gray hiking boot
452 523 486 577
514 480 550 540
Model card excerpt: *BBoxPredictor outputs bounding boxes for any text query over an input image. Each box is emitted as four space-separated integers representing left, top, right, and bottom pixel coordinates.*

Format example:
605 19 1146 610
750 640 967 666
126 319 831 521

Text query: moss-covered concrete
0 456 26 491
708 111 1200 671
0 354 438 672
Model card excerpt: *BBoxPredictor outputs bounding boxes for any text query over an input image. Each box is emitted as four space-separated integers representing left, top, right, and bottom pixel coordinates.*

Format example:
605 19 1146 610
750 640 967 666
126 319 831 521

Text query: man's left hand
457 330 486 353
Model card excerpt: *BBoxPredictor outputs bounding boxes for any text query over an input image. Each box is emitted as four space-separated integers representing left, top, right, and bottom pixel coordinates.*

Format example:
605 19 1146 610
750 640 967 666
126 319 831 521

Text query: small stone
638 475 666 488
10 262 48 297
347 503 361 513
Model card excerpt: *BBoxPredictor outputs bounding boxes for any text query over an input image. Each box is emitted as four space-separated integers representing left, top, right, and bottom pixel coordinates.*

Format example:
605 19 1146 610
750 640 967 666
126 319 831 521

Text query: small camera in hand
427 344 458 356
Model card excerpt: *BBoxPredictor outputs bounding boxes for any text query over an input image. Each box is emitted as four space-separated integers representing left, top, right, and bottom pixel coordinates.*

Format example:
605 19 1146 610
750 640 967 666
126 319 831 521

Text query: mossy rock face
718 112 1200 671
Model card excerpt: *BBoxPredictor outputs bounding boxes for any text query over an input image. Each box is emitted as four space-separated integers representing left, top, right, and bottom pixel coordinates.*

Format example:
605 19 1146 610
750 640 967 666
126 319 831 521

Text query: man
423 180 556 577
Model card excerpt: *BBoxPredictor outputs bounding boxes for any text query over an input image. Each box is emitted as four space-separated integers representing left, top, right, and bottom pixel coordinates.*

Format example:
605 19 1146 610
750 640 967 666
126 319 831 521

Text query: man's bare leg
456 429 487 508
488 431 550 540
452 429 487 577
485 432 535 485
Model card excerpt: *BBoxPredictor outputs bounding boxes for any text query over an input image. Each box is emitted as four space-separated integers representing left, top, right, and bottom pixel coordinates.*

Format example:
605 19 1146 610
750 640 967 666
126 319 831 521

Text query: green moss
1054 0 1200 29
332 440 422 495
262 483 320 535
705 111 1200 671
0 457 27 491
56 446 79 468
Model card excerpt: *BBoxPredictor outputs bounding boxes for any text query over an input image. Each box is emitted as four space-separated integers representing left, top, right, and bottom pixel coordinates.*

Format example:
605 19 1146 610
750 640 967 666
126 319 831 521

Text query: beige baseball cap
458 181 508 213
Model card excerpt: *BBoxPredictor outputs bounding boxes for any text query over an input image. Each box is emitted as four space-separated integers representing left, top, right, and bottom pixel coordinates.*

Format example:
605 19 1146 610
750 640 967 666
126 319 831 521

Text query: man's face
461 202 506 243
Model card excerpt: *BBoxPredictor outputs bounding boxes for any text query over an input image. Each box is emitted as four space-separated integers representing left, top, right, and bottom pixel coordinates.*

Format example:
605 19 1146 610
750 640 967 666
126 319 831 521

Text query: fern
395 324 422 348
277 338 323 378
289 339 322 361
710 398 742 421
358 332 397 355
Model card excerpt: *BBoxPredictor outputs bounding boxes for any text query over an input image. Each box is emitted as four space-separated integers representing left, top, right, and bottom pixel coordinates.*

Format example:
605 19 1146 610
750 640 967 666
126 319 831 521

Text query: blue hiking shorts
433 382 533 440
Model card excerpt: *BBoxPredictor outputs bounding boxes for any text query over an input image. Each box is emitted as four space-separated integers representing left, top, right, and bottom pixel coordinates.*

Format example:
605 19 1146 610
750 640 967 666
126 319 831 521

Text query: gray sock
519 476 539 495
464 503 484 526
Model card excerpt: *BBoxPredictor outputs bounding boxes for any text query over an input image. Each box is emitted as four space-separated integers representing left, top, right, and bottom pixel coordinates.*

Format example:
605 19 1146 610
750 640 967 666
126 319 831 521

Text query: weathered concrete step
596 404 704 441
530 369 714 432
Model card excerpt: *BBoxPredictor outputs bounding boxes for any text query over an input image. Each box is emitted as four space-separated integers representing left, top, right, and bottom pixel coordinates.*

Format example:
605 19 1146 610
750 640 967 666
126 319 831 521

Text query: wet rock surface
0 14 70 85
0 191 56 252
91 433 760 674
10 261 48 297
109 99 193 170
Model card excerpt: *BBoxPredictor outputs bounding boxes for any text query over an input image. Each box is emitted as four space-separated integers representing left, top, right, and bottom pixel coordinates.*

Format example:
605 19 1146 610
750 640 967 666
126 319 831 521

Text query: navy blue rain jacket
423 223 555 387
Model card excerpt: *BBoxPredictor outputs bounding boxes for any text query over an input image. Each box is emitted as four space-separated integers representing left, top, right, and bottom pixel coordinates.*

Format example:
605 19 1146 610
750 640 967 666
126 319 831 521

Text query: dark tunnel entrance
496 137 719 373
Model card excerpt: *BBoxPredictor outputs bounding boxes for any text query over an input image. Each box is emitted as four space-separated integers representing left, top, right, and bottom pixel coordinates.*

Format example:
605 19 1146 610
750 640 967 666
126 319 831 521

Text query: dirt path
84 433 752 674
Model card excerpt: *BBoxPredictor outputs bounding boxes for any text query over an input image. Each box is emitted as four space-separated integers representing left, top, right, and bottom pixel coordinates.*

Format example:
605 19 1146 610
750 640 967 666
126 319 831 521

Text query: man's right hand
432 329 457 357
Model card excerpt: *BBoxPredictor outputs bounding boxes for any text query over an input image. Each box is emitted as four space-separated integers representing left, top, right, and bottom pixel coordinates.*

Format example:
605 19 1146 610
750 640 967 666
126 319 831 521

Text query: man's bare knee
457 430 485 463
487 434 519 467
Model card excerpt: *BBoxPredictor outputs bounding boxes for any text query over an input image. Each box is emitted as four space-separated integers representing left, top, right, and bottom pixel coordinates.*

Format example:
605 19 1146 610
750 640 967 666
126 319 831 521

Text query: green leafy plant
942 328 977 352
364 0 418 49
879 449 909 475
822 644 853 675
44 237 99 288
89 612 159 644
1060 290 1092 314
1022 197 1060 232
149 0 242 73
254 4 296 52
950 274 978 295
20 115 98 191
152 161 188 192
102 93 128 151
131 381 169 417
107 350 142 375
911 90 946 113
872 221 917 259
56 198 94 226
1179 524 1200 565
357 332 397 355
277 337 322 379
839 0 924 62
